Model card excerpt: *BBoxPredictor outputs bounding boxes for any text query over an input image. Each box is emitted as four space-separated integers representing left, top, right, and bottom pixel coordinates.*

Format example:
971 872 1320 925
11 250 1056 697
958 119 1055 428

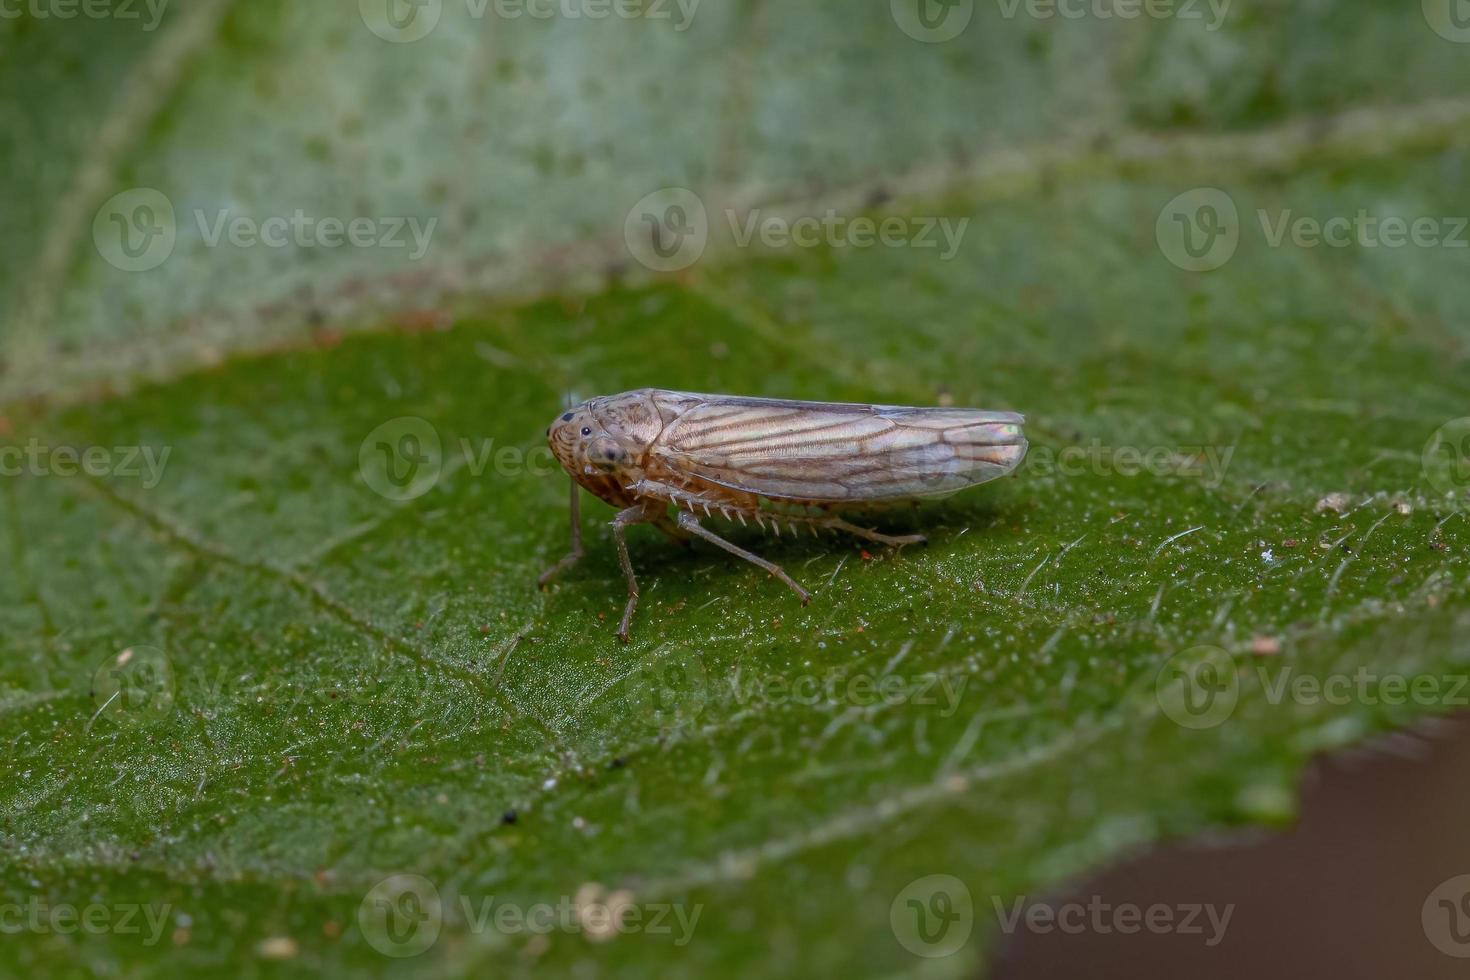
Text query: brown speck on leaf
397 308 452 332
860 550 873 561
1282 538 1300 549
309 327 343 350
322 920 341 939
1251 635 1282 656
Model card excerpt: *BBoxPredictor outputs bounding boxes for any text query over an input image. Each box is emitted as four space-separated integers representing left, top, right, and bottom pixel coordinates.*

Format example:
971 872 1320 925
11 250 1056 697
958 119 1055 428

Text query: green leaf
4 3 1470 978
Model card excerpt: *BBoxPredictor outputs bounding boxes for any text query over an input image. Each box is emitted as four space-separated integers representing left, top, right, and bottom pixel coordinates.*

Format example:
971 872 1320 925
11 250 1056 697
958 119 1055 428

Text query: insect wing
651 394 1026 503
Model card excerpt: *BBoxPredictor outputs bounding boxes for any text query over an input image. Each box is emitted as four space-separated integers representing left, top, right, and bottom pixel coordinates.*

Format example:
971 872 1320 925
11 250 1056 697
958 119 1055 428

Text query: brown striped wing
649 393 1026 503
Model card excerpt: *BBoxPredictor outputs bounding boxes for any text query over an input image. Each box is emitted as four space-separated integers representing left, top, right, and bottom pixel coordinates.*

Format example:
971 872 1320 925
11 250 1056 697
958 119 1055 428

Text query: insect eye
581 427 592 437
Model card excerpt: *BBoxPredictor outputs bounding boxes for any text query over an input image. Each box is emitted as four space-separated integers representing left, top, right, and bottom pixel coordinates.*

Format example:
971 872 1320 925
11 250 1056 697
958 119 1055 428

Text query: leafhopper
540 389 1026 641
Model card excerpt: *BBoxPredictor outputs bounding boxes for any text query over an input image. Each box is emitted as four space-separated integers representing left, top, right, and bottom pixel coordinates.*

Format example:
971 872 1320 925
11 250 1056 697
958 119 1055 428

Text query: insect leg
538 480 586 589
675 510 812 605
612 506 651 643
821 515 928 548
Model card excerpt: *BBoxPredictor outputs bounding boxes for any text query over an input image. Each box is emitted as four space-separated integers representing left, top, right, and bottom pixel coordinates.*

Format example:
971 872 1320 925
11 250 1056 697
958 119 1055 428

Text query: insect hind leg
675 511 811 605
820 515 927 548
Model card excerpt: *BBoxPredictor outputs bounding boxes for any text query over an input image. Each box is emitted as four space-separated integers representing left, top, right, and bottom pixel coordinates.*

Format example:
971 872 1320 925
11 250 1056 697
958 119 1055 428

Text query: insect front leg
611 505 653 643
674 510 812 606
538 480 586 589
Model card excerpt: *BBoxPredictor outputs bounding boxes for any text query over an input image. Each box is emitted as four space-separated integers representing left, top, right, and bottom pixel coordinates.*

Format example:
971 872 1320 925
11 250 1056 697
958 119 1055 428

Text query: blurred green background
3 1 1470 977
